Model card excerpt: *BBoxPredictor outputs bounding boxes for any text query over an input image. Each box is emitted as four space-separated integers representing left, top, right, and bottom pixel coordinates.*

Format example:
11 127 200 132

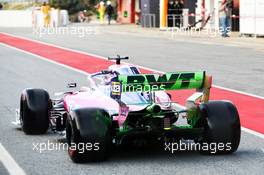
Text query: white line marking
241 127 264 139
212 85 264 100
0 143 26 175
1 33 264 140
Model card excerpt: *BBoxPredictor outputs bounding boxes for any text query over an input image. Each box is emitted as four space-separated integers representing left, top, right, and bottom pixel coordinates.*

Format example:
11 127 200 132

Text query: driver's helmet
109 65 140 75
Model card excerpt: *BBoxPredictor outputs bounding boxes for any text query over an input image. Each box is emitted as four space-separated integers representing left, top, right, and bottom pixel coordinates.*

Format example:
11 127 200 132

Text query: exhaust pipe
146 104 161 114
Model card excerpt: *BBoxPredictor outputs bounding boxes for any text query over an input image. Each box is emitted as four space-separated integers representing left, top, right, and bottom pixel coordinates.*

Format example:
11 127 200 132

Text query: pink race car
15 56 241 163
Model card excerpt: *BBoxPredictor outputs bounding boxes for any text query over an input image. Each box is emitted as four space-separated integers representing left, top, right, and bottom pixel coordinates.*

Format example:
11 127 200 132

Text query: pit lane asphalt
0 162 9 175
0 43 264 175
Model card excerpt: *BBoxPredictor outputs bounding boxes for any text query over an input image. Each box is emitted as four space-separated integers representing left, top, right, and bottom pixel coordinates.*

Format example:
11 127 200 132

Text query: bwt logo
119 73 196 92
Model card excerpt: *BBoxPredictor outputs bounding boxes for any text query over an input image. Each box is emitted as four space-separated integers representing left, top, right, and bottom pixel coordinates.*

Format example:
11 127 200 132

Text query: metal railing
167 14 183 28
142 13 156 28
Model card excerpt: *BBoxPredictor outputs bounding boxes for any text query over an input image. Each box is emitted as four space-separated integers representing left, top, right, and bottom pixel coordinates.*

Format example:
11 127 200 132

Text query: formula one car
15 56 241 163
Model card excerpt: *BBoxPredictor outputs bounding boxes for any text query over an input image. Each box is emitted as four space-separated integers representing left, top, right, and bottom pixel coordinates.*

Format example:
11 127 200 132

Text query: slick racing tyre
66 108 112 163
20 89 50 134
198 101 241 154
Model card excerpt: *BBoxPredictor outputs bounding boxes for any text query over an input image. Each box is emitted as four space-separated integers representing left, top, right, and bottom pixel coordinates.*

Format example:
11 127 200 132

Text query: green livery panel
118 71 205 92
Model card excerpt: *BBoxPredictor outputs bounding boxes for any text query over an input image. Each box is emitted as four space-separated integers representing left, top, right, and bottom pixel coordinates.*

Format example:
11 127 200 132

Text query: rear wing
118 71 205 92
115 71 212 104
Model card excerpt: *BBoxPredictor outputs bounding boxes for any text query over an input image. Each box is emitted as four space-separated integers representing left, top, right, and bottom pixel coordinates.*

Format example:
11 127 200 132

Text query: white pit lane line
0 143 26 175
1 34 264 140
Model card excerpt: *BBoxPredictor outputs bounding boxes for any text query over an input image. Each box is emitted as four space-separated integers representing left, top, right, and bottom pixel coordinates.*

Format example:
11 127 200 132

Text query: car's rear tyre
66 109 112 163
20 89 50 135
198 101 241 154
